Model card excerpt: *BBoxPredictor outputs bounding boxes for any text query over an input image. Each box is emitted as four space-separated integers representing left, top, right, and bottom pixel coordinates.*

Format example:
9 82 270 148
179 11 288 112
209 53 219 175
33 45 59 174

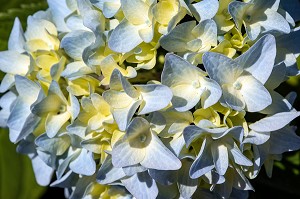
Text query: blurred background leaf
0 130 45 199
0 1 47 199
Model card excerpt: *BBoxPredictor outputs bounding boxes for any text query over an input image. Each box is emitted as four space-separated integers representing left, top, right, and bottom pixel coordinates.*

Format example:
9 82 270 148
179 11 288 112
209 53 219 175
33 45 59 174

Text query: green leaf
0 129 46 199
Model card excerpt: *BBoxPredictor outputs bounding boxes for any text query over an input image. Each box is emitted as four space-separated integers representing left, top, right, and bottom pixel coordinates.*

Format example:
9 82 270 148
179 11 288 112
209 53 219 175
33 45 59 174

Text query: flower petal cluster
0 0 300 198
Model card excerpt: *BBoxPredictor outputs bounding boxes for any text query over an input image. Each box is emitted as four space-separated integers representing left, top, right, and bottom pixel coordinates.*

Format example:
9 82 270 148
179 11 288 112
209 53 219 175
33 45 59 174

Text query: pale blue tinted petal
249 111 300 132
280 0 300 22
35 134 70 155
0 51 29 75
190 139 214 179
61 30 95 60
264 62 286 90
178 159 198 198
260 91 293 115
269 127 300 154
243 130 270 145
109 69 139 98
200 78 222 109
160 21 196 52
211 142 228 175
194 19 218 48
97 155 126 184
234 34 276 84
50 170 79 188
148 169 177 185
46 112 70 138
121 172 158 199
135 84 172 115
69 149 96 176
228 1 251 30
230 143 253 166
112 139 145 168
30 153 54 186
162 53 204 86
111 100 142 131
191 0 219 22
203 52 242 85
120 0 149 25
108 19 143 53
122 164 147 176
0 74 14 93
8 17 25 52
47 0 71 32
260 9 290 34
141 132 181 170
221 84 245 111
183 125 204 147
171 84 203 112
238 75 272 112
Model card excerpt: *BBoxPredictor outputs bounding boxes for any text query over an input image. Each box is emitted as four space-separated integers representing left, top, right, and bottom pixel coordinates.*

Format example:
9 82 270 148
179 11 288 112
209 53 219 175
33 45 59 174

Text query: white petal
60 30 95 60
45 112 70 138
203 52 243 85
141 132 182 170
108 19 143 53
136 84 173 114
8 17 25 52
112 139 145 168
260 9 290 34
238 75 272 112
121 172 158 199
191 0 219 21
69 149 96 176
211 142 228 175
234 34 276 84
189 139 214 179
0 51 29 75
249 111 300 132
121 0 150 25
97 155 126 184
160 21 196 52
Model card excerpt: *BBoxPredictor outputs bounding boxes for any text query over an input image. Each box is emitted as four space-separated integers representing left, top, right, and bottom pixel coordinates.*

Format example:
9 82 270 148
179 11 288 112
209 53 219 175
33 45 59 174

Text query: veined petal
191 0 219 22
162 53 204 87
45 112 70 138
103 90 135 109
69 149 96 176
136 84 173 114
141 132 182 170
8 17 25 52
97 155 126 184
234 34 276 84
211 142 228 175
221 84 245 111
203 52 243 85
111 100 142 131
121 0 150 25
112 138 146 168
238 75 272 112
160 21 196 52
108 19 143 53
0 51 29 75
260 9 290 34
60 30 95 60
190 138 214 179
171 84 203 112
121 172 158 199
249 111 300 132
0 74 15 93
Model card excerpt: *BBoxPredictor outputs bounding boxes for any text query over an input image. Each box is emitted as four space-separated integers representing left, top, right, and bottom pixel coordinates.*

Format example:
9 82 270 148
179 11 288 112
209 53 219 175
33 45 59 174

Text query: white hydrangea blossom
0 0 300 198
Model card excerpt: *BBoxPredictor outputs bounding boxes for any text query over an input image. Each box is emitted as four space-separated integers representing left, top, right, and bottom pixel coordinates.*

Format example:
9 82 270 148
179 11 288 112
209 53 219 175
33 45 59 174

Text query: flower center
139 134 147 143
233 81 242 90
192 80 201 88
